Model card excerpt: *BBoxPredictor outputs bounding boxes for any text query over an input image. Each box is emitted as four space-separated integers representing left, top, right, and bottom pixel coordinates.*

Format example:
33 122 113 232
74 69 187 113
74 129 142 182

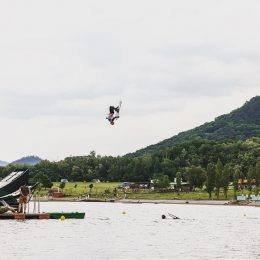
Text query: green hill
10 156 42 166
130 96 260 156
0 160 9 167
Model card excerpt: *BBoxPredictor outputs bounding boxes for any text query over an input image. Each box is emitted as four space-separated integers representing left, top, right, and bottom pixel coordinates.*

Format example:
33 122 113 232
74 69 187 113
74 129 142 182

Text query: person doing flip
106 101 122 125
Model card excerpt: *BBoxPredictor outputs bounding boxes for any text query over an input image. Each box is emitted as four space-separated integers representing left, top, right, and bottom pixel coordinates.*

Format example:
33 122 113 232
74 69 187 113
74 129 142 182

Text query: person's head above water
162 215 166 219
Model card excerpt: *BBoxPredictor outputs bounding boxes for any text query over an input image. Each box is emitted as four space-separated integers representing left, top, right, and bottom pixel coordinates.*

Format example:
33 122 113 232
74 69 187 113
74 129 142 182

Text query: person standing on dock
18 185 30 213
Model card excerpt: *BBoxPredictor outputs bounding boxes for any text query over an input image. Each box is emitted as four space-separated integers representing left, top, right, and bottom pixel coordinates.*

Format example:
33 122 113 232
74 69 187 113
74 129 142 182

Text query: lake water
1 202 260 260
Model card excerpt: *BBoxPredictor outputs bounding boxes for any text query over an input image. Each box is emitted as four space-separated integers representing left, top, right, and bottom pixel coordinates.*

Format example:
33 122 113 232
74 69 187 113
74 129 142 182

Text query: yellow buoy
60 215 65 221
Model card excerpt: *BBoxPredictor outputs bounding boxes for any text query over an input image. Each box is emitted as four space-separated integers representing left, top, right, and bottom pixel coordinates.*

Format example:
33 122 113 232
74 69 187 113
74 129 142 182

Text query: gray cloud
0 0 259 160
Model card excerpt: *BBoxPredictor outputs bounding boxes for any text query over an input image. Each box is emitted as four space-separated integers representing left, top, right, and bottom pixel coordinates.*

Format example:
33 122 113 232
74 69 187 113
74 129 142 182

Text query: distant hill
0 160 9 167
130 96 260 156
10 156 42 166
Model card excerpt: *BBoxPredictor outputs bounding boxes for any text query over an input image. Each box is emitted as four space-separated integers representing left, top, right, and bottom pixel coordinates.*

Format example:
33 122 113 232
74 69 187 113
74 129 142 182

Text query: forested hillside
0 97 259 191
0 139 259 188
130 96 260 156
10 156 42 166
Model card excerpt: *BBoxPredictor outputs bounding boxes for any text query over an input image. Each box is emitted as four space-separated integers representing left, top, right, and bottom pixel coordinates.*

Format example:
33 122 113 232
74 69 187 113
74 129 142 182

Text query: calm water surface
1 202 260 260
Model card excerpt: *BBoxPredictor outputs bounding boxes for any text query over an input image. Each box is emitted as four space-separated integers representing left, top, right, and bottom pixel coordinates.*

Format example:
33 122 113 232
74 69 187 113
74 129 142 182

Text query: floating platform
0 212 85 220
50 212 85 219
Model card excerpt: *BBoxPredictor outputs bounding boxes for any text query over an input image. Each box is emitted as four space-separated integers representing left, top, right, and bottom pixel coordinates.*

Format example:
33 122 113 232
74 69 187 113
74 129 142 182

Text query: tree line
0 138 259 196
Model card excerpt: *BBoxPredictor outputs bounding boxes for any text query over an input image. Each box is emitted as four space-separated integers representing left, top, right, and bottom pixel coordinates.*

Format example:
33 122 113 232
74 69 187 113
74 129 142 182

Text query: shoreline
32 198 260 207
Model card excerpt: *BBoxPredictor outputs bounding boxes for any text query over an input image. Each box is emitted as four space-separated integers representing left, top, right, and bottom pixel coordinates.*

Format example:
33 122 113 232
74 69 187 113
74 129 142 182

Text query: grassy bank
51 182 120 197
36 182 252 201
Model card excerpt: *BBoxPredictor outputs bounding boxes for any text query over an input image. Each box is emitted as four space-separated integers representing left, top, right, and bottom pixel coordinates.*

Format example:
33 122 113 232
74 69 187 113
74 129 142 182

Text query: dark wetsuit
107 106 120 124
109 106 119 114
21 185 29 196
19 185 30 204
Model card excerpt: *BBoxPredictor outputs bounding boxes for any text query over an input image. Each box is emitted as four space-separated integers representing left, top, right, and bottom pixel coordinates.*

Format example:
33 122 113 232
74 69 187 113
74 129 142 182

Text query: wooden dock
0 212 85 220
0 213 50 220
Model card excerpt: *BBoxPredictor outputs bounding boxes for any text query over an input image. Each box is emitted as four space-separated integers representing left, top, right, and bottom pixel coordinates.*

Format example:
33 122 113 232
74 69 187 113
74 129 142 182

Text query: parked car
117 182 131 189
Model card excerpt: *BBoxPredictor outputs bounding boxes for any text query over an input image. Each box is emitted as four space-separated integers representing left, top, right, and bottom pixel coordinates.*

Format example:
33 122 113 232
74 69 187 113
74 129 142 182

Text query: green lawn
36 182 253 200
51 182 121 197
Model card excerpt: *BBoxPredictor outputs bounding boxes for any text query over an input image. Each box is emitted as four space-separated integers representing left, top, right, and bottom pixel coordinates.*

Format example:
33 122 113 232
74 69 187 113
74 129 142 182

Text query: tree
59 181 66 191
152 157 161 173
153 173 170 189
71 166 82 182
215 159 223 199
89 183 94 195
255 160 260 195
33 171 53 189
41 174 53 189
57 160 71 180
113 187 118 197
222 164 231 199
233 166 241 200
206 163 216 199
247 166 255 198
161 159 176 181
90 151 96 157
185 166 206 190
176 172 182 195
33 160 59 182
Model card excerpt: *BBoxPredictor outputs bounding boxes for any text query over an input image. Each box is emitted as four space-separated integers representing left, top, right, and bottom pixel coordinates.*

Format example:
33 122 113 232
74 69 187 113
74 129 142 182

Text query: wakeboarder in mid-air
106 101 122 125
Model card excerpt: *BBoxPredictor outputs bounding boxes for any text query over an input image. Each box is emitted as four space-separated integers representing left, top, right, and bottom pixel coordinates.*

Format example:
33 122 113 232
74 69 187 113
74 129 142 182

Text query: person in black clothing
106 105 120 125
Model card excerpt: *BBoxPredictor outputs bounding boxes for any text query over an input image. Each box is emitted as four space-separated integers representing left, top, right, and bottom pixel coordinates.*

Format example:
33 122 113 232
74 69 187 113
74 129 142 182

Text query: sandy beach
34 197 260 207
119 199 260 207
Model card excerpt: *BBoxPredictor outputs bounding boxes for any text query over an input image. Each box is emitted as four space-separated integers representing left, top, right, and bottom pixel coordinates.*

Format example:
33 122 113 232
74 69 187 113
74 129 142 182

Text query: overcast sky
0 0 259 162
